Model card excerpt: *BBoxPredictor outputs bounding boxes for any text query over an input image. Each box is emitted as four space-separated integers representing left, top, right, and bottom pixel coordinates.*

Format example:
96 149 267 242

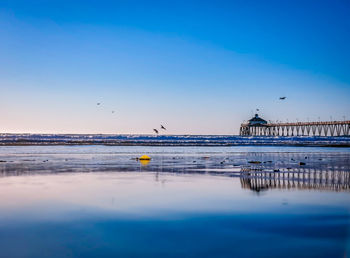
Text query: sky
0 0 349 134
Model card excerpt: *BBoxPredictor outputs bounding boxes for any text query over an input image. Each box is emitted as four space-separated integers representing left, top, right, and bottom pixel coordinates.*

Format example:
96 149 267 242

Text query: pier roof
248 114 267 125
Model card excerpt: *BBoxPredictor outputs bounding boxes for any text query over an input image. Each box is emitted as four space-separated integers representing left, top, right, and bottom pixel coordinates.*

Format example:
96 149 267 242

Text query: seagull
160 125 166 130
279 97 286 100
153 129 159 134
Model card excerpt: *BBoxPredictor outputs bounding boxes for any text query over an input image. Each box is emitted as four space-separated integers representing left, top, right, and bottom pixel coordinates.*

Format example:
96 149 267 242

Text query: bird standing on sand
160 125 166 130
153 129 159 134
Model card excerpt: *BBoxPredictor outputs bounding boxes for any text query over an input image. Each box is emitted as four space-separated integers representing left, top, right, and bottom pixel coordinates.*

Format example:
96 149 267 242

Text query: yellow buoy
139 155 151 160
139 155 151 166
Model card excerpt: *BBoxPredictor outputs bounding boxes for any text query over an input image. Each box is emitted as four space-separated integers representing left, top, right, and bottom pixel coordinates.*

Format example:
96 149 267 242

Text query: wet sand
0 146 349 191
0 146 349 257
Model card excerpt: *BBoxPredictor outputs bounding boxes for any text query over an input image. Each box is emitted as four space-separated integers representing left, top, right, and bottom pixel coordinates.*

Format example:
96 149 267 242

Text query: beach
2 1 350 257
0 145 349 257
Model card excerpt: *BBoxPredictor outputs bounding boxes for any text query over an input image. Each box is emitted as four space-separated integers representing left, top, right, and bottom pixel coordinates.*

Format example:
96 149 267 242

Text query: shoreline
1 142 350 147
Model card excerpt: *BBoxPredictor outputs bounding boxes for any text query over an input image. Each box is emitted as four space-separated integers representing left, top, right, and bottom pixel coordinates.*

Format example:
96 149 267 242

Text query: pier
239 114 350 136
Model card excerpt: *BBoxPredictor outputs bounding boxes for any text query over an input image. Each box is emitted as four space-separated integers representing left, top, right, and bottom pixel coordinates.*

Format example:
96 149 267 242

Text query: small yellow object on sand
139 155 151 160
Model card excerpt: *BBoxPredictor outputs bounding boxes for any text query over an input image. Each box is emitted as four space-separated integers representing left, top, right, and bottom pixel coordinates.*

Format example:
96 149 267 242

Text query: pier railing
239 120 350 137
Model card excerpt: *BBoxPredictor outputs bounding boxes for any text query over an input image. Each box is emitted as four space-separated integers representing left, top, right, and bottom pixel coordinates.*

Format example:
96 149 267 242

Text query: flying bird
279 97 286 100
160 125 166 130
97 102 101 105
153 129 159 134
112 111 115 114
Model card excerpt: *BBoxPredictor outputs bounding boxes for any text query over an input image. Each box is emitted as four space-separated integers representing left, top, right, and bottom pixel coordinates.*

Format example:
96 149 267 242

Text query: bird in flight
279 97 286 100
153 129 159 134
160 125 166 130
97 102 101 105
112 111 115 114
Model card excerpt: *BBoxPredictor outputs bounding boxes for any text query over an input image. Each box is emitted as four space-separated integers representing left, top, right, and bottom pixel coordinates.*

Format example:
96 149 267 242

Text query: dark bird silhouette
160 125 166 130
97 103 101 105
153 129 159 134
279 97 286 100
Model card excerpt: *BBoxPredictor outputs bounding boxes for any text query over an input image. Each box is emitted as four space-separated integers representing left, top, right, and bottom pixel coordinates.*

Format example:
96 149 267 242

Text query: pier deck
240 120 350 137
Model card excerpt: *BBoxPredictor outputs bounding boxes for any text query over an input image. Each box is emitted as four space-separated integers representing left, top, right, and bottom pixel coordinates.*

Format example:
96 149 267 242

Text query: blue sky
1 0 349 134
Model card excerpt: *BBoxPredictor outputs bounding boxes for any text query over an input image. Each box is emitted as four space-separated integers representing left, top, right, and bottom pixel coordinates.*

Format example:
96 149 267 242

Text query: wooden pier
240 120 350 137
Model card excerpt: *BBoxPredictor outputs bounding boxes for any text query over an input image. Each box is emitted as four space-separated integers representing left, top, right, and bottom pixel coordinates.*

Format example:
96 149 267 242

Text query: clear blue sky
1 0 349 134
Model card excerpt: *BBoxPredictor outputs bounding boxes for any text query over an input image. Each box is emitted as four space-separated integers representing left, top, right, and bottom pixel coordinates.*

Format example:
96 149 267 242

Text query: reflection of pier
240 168 350 192
239 114 350 136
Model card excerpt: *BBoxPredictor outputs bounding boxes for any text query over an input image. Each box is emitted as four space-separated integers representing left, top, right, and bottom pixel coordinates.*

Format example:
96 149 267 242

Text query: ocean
1 133 350 146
